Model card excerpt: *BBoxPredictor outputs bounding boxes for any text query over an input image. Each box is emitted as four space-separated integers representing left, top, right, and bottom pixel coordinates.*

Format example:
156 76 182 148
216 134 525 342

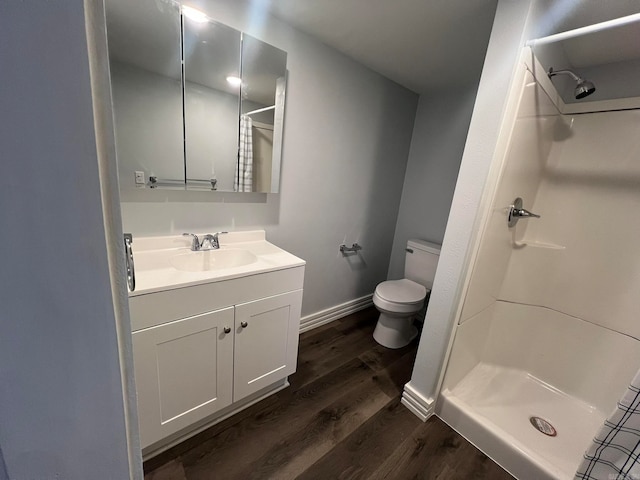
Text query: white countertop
129 230 305 296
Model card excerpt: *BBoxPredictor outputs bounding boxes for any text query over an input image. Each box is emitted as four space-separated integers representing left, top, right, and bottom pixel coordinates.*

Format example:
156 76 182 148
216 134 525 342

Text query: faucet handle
211 231 228 249
182 232 200 251
195 232 228 250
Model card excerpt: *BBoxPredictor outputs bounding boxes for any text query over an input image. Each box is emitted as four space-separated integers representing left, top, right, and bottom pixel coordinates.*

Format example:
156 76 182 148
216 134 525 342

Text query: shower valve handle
513 208 540 219
508 197 540 228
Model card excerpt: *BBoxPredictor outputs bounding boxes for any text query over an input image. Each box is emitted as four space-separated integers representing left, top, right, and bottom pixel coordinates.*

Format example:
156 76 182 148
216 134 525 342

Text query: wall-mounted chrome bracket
340 243 362 255
508 197 540 228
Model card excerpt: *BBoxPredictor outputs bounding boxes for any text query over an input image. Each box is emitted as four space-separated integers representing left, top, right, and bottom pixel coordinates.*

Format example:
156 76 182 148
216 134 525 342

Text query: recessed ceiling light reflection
182 6 208 23
226 76 242 87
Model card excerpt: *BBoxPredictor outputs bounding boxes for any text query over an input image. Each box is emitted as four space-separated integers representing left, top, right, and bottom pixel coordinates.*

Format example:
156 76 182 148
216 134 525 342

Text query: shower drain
529 416 557 437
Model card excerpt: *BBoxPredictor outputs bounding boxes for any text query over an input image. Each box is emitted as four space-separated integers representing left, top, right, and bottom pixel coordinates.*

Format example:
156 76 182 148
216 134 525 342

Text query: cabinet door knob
223 326 231 334
240 321 248 328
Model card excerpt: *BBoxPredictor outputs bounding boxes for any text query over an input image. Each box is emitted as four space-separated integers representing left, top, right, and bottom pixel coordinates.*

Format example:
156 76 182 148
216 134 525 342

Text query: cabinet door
234 290 303 400
133 307 234 449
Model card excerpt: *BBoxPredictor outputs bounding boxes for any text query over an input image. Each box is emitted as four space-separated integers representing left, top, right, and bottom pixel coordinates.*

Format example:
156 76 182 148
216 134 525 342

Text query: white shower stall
435 17 640 480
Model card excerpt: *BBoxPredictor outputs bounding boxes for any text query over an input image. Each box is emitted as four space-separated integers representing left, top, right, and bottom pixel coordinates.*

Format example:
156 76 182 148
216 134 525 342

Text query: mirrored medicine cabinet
105 0 287 193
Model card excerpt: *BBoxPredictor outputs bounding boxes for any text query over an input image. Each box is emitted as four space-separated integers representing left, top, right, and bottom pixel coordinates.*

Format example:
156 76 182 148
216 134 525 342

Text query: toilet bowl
372 239 440 349
373 279 426 348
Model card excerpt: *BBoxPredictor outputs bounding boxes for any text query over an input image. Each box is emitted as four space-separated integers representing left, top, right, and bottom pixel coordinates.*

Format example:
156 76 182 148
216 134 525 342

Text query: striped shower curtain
575 369 640 479
235 114 253 192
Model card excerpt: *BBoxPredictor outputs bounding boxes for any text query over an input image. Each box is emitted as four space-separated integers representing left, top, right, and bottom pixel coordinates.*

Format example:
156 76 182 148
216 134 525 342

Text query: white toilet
373 239 441 349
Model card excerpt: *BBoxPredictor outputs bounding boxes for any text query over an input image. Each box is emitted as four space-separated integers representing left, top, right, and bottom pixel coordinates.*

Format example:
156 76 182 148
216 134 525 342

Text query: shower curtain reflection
235 114 253 192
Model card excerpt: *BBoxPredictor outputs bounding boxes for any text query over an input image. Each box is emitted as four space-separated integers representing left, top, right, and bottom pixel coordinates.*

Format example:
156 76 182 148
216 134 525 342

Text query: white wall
459 70 557 323
119 0 418 317
0 1 131 479
387 88 479 280
501 107 640 340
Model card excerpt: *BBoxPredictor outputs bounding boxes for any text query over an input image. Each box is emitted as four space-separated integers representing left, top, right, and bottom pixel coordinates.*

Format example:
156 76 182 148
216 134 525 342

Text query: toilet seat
373 279 426 314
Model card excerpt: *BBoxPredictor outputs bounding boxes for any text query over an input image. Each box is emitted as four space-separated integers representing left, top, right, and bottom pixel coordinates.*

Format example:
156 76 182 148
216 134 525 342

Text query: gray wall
0 447 7 480
0 1 131 479
120 0 419 317
112 62 241 191
387 88 478 279
112 62 185 188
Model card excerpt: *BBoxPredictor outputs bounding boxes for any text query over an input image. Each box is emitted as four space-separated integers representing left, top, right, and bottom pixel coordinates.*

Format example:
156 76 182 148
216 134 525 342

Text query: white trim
299 294 373 333
401 382 435 422
84 1 142 477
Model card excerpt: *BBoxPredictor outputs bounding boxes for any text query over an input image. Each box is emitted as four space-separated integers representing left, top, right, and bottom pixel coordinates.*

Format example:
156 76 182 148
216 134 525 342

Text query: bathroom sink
129 231 306 295
170 249 257 272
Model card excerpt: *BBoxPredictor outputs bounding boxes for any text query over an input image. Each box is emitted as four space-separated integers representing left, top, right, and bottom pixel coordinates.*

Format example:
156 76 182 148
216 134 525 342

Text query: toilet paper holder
340 243 362 254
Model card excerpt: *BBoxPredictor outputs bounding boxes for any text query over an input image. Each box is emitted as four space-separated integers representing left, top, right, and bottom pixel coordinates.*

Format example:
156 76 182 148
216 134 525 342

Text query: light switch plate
135 171 145 185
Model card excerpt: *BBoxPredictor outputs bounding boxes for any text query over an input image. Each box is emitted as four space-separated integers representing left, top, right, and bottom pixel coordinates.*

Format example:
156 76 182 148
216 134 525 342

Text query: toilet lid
376 279 427 304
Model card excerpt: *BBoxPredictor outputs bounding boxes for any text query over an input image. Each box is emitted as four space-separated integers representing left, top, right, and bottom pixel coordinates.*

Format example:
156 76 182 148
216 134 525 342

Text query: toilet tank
405 239 441 290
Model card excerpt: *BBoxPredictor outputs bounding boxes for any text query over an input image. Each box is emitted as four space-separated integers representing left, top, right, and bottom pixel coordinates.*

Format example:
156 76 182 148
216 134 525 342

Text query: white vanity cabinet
132 307 235 448
234 290 302 399
129 258 304 453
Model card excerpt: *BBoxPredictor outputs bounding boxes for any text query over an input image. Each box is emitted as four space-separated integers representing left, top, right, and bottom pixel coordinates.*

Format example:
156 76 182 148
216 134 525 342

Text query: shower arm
547 68 582 82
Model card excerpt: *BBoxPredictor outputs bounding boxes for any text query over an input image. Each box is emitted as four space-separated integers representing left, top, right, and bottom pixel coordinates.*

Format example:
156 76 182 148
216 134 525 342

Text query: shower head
547 68 596 100
574 79 596 99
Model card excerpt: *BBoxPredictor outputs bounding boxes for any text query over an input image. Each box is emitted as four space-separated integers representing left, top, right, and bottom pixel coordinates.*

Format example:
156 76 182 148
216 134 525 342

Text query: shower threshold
437 363 605 480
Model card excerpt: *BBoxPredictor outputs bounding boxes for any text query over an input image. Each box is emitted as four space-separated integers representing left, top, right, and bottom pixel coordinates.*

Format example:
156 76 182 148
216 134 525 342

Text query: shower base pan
437 363 605 480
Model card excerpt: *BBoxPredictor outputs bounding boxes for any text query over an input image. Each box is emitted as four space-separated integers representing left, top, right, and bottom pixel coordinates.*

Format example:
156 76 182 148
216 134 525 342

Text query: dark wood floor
144 307 513 480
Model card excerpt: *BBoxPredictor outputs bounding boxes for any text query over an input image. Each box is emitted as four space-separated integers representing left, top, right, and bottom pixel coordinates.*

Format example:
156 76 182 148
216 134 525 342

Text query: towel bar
149 176 218 190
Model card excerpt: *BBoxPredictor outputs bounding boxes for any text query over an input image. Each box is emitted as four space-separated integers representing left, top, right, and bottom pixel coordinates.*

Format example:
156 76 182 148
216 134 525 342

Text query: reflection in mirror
183 14 241 191
106 0 288 193
239 35 287 193
106 0 184 190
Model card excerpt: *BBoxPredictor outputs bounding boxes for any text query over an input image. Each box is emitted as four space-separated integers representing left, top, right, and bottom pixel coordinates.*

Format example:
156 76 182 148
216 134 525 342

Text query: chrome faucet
183 232 228 251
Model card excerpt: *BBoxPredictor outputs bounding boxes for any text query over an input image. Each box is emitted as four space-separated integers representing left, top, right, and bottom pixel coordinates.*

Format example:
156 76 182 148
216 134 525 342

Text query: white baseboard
401 381 435 422
299 294 374 333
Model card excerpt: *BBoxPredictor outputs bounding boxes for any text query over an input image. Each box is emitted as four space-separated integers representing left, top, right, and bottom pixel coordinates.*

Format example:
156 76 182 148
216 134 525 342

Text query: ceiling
249 0 640 95
106 0 182 80
249 0 499 94
106 0 640 98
